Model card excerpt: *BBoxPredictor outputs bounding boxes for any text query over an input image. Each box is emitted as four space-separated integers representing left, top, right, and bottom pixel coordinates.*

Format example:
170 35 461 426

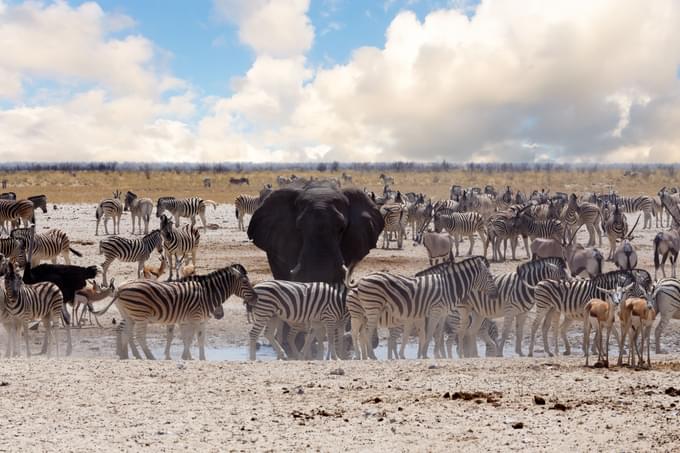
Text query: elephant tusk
290 262 302 275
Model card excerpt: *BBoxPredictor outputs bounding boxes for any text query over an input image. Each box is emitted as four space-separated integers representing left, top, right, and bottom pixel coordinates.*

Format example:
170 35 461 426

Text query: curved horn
567 223 583 245
596 286 612 294
627 214 642 239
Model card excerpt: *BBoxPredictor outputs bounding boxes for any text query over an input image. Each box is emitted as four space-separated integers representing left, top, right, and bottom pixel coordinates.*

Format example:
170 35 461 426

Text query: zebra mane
591 270 636 287
517 257 566 275
178 263 247 283
415 255 488 277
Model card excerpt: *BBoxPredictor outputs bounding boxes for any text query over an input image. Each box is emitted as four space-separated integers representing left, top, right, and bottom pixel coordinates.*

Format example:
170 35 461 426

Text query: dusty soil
1 204 679 451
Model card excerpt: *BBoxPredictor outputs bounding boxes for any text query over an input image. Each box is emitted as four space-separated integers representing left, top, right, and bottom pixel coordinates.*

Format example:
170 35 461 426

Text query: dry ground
0 170 679 451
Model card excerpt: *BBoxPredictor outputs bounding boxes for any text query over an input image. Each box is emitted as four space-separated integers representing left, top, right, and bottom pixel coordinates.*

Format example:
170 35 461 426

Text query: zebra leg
350 315 365 360
456 307 470 358
39 319 50 355
498 313 514 357
263 320 287 360
197 322 207 360
655 317 669 354
136 322 156 360
467 314 485 357
467 234 474 256
165 325 175 360
63 315 72 357
561 318 573 355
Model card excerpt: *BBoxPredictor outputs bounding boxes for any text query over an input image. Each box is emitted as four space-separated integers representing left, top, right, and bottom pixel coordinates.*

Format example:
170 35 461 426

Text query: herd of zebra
0 180 680 367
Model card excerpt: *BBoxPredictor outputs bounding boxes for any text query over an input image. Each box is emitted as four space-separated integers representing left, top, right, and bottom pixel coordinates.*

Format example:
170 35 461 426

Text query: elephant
248 181 384 284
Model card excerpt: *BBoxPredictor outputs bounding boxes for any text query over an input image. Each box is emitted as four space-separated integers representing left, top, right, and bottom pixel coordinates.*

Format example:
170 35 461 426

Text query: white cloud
2 0 680 164
213 0 314 57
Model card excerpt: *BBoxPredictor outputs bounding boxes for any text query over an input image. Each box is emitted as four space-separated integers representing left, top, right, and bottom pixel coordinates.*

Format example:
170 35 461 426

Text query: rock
512 422 524 429
534 395 546 405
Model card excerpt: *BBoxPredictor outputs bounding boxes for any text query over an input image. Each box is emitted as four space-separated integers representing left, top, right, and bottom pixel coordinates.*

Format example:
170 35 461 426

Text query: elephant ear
247 188 302 278
341 188 384 266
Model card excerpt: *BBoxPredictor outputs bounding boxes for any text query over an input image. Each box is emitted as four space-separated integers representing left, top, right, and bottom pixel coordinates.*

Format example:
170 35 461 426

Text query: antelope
583 283 631 367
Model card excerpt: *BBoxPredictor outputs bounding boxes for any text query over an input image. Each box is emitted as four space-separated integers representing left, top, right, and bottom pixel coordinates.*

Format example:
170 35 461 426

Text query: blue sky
0 0 678 163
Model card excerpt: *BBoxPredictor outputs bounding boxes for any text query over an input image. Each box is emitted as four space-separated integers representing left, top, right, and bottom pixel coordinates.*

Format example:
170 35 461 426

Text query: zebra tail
654 233 662 269
69 247 83 257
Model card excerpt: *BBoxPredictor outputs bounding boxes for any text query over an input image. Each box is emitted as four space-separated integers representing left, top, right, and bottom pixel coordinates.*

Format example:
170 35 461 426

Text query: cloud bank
1 0 679 163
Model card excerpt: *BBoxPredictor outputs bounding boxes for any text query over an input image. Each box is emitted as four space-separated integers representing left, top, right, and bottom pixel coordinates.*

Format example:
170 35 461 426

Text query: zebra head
230 263 257 305
124 191 137 211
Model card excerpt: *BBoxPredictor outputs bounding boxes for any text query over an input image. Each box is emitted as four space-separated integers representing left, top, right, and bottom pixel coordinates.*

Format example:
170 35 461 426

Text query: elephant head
247 181 384 283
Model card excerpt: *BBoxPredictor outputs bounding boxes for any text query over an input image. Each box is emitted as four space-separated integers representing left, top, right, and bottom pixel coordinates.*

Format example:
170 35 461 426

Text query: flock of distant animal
0 175 679 368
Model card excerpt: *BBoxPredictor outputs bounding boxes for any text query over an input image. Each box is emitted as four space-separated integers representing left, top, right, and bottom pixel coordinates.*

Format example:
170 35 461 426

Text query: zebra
203 178 212 188
0 237 26 267
0 278 20 357
25 195 47 227
229 177 250 185
2 261 72 357
11 228 82 267
486 208 526 262
99 229 163 286
653 196 665 228
561 194 602 247
276 175 292 187
234 194 261 231
159 214 200 280
349 256 498 359
615 195 654 229
459 190 495 220
95 191 123 236
0 199 34 234
155 196 217 229
659 187 680 228
650 278 680 354
124 191 154 235
434 211 488 257
248 281 348 360
92 264 256 360
455 257 569 357
602 203 628 260
528 270 643 357
380 201 408 249
341 172 353 184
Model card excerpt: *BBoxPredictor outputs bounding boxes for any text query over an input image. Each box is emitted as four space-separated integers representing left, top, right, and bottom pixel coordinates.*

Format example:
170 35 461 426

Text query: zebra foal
124 191 154 235
93 264 255 360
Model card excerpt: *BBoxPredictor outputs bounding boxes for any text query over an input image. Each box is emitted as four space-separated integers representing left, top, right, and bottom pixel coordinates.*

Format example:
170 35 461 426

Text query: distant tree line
0 161 677 174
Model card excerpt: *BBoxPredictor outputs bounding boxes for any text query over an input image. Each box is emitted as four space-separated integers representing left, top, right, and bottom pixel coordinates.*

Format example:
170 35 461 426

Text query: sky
0 0 679 163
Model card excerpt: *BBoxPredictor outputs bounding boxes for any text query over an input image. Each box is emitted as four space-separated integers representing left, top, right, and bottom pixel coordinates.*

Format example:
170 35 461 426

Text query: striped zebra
486 208 526 262
658 187 680 228
459 190 495 220
99 229 163 286
248 281 348 360
455 257 569 357
347 288 426 360
380 202 408 249
124 191 154 235
561 194 602 247
650 278 680 354
434 212 488 257
653 196 665 228
602 203 628 260
93 264 255 360
0 237 26 267
11 228 82 267
234 194 261 231
156 196 217 229
615 195 654 229
95 192 123 236
159 215 200 280
2 261 72 357
0 199 34 234
27 194 47 214
528 270 642 357
0 280 20 357
349 256 497 359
